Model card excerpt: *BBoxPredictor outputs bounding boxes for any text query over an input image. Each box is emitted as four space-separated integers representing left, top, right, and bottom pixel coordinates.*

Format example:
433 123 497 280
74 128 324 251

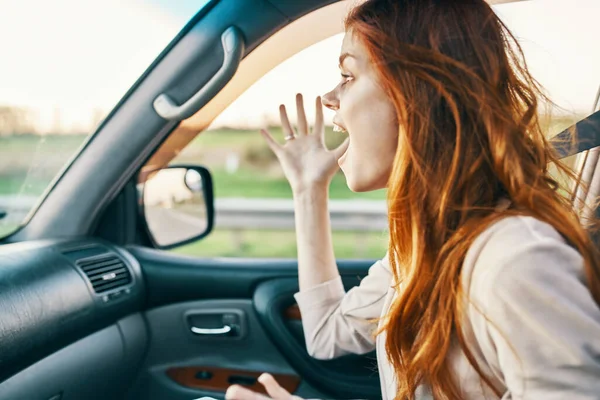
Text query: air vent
77 253 132 294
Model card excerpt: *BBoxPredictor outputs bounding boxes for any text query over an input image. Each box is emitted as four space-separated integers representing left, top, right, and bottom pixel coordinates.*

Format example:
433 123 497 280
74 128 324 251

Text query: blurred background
0 0 597 258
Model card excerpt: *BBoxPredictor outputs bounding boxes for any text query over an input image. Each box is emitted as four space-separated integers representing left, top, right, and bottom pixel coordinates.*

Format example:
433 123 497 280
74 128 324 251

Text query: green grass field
173 228 389 259
0 128 384 200
208 168 386 199
0 115 583 257
0 134 88 195
0 129 387 254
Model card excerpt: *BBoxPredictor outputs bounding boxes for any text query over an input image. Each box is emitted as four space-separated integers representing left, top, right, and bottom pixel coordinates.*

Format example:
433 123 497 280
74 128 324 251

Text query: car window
168 34 389 259
494 0 599 115
164 0 596 259
492 0 600 188
0 0 211 238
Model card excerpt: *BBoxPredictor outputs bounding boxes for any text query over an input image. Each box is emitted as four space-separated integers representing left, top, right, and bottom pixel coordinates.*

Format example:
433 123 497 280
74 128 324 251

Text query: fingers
295 94 308 135
332 137 350 159
314 96 324 139
260 128 282 154
279 105 294 139
226 384 271 400
258 373 291 399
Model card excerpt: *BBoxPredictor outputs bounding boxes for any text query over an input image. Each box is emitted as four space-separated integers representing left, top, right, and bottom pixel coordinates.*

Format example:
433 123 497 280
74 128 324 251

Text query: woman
226 0 600 398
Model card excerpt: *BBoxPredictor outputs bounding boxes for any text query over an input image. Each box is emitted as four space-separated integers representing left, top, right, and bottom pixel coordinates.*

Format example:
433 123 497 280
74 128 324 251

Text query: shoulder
460 217 600 397
462 215 585 308
466 214 572 263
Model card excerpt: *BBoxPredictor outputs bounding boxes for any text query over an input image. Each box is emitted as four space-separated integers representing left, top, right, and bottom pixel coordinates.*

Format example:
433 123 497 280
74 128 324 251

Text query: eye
340 73 353 86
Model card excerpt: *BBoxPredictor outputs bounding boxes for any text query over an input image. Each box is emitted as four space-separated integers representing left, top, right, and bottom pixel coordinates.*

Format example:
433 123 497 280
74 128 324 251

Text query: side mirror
140 165 214 249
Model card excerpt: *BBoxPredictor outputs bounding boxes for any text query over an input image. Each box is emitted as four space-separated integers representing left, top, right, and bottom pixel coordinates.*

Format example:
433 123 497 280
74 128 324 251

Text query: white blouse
294 216 600 399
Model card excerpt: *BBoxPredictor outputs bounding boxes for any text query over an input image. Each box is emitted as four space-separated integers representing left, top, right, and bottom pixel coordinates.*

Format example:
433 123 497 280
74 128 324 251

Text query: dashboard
0 239 147 400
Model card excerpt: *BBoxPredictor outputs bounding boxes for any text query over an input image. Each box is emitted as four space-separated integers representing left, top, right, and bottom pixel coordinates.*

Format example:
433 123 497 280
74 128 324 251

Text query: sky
0 0 598 133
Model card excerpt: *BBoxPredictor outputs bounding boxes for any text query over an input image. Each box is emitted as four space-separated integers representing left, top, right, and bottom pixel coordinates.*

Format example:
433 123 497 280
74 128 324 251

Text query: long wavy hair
345 0 600 398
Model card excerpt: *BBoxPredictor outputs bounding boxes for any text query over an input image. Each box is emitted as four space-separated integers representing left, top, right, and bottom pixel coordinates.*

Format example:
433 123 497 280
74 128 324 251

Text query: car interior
0 0 599 400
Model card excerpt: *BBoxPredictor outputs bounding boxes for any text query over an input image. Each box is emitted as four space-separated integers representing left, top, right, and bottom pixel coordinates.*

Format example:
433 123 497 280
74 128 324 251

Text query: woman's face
323 31 399 192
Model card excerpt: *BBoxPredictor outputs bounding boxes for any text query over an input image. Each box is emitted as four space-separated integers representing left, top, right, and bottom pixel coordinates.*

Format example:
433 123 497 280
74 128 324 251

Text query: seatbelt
551 110 600 159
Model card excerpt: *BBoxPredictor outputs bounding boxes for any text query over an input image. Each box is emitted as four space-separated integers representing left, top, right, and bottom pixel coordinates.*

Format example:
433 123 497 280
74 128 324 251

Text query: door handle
190 324 232 335
153 26 245 120
186 310 244 338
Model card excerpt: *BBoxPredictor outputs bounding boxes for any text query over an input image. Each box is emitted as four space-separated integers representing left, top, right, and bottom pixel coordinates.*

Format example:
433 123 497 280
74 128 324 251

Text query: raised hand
260 94 349 193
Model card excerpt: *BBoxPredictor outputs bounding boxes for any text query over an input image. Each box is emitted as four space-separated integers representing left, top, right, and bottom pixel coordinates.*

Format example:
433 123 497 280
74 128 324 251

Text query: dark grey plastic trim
0 318 146 400
154 26 245 120
127 299 330 400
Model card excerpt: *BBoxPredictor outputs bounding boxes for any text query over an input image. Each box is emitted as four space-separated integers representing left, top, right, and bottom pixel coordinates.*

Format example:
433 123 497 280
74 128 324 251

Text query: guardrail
0 196 388 256
0 196 388 231
213 198 388 231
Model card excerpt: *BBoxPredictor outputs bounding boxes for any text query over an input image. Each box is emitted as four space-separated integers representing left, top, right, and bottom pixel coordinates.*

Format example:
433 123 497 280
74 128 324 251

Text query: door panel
130 246 374 308
254 279 380 400
127 299 330 400
166 366 300 395
128 248 382 399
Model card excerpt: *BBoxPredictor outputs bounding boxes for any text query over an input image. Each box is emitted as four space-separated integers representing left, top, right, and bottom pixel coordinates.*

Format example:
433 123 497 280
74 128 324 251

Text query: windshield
0 0 210 238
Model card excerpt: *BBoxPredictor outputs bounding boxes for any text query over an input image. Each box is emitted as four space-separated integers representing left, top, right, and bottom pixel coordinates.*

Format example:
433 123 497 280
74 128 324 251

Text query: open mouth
333 122 347 133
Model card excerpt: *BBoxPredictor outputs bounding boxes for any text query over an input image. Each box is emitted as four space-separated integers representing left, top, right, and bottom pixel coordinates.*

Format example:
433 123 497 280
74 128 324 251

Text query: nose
322 88 339 111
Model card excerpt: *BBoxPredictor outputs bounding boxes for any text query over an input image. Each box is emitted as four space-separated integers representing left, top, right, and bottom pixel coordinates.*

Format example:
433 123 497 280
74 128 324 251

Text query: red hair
346 0 600 398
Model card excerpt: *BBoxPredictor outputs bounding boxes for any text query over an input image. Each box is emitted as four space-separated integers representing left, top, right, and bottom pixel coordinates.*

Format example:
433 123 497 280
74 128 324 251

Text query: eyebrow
338 52 356 68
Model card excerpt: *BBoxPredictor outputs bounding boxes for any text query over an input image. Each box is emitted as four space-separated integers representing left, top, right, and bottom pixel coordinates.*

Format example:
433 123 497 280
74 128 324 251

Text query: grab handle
153 26 244 120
